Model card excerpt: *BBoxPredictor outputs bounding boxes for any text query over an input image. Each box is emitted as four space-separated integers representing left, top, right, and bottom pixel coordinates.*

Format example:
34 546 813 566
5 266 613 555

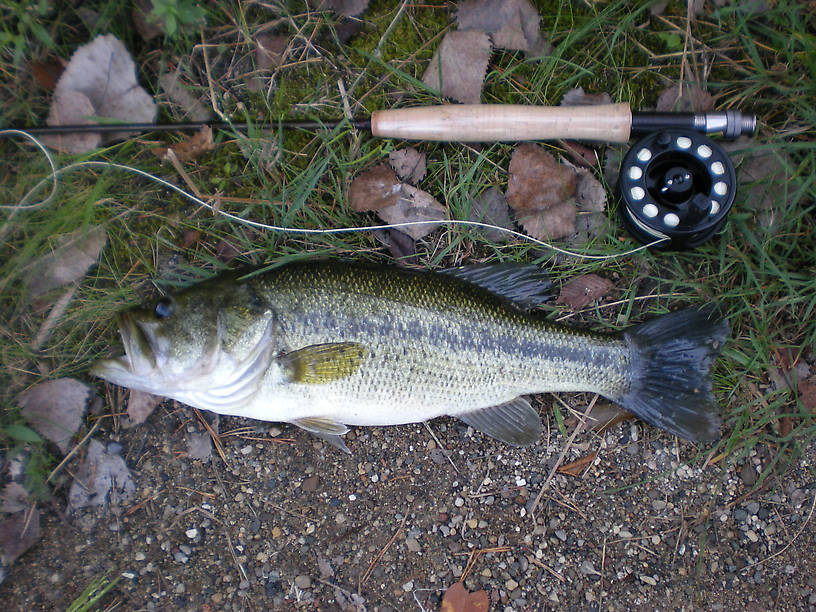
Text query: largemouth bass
91 260 728 452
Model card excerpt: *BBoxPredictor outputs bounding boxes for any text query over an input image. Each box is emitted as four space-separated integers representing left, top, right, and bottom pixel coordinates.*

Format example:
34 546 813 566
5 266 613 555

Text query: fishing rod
3 103 757 249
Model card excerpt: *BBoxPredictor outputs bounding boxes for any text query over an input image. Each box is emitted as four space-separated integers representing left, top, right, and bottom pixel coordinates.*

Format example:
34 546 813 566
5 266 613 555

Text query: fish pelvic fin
458 397 543 446
620 304 729 442
291 417 352 454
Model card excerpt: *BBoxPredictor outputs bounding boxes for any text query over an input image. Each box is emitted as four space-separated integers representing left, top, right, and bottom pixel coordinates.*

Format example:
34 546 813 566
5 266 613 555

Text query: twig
360 509 410 587
194 408 229 467
31 284 77 351
529 395 598 518
461 545 511 582
423 422 459 474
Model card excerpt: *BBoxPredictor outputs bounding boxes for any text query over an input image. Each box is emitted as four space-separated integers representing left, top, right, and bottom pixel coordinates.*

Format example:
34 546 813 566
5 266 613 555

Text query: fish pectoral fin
279 343 368 384
291 417 352 454
457 397 542 446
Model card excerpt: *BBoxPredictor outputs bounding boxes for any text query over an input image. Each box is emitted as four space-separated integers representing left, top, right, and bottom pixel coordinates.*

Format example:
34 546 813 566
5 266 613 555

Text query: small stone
271 526 282 539
402 581 414 592
406 537 421 553
302 475 318 492
185 528 198 539
746 530 759 542
454 497 465 507
134 552 146 561
555 530 567 542
640 575 657 586
481 568 492 578
294 575 312 589
336 513 347 525
505 579 519 591
466 519 478 529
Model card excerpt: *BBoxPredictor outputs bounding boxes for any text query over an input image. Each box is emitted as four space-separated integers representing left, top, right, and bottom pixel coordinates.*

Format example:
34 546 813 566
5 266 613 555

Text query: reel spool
618 130 736 249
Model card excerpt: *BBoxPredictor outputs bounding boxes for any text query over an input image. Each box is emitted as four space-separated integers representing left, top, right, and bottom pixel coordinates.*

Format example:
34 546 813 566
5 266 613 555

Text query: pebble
640 575 657 586
466 519 478 529
505 579 519 591
402 581 414 592
406 537 421 553
746 530 759 542
185 528 198 539
294 575 312 589
454 497 465 507
555 530 567 542
134 552 146 561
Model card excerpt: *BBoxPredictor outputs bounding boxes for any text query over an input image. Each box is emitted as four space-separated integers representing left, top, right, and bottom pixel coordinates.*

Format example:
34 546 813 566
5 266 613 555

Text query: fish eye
153 296 174 319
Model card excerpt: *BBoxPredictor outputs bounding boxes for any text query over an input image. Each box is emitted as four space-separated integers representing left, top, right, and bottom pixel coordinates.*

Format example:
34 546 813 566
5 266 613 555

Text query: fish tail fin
618 304 729 442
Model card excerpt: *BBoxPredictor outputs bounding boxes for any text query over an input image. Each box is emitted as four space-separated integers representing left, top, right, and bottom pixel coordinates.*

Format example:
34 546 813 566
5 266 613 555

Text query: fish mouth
90 312 157 386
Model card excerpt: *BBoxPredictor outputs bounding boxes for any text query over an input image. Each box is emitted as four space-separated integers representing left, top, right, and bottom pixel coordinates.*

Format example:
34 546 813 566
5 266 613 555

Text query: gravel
2 407 814 609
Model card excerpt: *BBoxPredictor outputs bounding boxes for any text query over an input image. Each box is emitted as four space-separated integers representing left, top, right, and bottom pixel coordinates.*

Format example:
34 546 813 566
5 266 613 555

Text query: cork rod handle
370 103 633 143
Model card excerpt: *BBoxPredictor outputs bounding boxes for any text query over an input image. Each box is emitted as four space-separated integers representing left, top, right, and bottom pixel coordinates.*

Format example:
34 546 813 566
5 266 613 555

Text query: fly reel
618 129 737 249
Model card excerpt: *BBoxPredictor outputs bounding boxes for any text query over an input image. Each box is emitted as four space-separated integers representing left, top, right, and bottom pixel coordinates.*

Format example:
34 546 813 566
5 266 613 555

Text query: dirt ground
2 395 815 611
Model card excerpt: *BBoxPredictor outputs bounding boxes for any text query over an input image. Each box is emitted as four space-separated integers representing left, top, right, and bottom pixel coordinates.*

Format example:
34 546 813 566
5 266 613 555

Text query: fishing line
0 129 668 258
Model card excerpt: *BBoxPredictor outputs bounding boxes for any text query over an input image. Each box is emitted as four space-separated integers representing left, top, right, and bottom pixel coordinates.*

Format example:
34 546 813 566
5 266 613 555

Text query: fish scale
92 260 729 450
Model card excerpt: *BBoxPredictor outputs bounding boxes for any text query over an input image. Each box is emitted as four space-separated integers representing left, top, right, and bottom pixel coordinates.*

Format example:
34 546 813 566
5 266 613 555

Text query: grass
1 0 815 596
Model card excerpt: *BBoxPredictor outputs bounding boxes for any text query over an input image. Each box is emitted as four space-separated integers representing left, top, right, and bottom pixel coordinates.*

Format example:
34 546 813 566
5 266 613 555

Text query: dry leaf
0 483 29 514
377 185 447 240
132 0 163 41
388 148 427 185
25 225 107 299
127 390 162 425
318 556 335 579
312 0 370 17
574 167 607 213
468 186 514 243
17 378 92 454
30 59 64 91
44 89 100 153
152 126 214 162
560 87 612 107
441 582 489 612
557 452 598 477
349 164 401 212
256 34 289 70
656 83 714 113
66 439 136 514
726 141 795 229
506 144 577 240
186 431 212 461
0 510 41 583
44 34 156 153
422 31 491 104
799 376 816 413
159 69 211 122
373 229 418 264
457 0 547 54
556 274 614 310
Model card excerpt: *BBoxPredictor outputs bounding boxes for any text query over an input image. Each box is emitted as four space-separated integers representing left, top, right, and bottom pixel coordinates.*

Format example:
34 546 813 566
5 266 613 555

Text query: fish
91 260 729 453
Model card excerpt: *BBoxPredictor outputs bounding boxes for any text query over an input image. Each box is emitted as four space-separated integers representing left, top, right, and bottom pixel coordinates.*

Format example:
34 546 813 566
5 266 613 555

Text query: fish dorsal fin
457 397 542 446
279 343 368 384
292 417 352 454
440 263 554 310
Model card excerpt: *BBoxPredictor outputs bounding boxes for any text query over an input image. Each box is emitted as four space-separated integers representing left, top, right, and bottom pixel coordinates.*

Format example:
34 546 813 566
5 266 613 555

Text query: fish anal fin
291 417 351 454
457 397 542 446
281 342 368 384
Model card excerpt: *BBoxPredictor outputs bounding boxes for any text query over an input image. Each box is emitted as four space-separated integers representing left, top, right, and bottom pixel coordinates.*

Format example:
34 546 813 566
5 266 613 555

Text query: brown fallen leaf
799 376 816 413
506 144 577 240
574 167 607 214
30 59 64 91
422 31 491 104
127 390 162 425
440 581 489 612
66 439 136 514
468 186 515 244
17 378 93 454
349 164 401 212
557 452 598 477
159 68 211 122
556 274 614 310
656 83 714 113
43 35 156 153
457 0 548 54
25 225 107 300
373 228 418 264
560 86 612 107
389 148 427 185
256 34 289 70
377 185 447 240
152 126 215 163
0 509 41 583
